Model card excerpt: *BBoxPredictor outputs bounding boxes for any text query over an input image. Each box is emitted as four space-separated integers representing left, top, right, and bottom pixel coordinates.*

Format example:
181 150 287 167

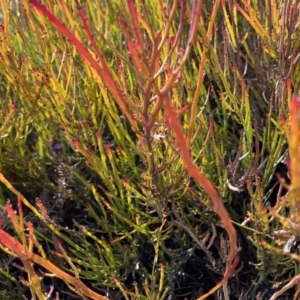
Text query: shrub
0 0 299 299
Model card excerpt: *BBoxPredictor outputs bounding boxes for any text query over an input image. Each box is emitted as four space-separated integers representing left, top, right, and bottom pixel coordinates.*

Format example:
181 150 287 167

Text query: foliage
0 0 299 299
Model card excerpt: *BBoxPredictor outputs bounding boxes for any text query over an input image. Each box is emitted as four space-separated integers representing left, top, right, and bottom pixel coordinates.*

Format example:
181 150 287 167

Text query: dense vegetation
0 0 300 299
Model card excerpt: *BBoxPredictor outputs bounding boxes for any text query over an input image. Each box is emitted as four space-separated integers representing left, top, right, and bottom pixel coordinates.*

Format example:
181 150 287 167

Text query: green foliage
0 0 299 299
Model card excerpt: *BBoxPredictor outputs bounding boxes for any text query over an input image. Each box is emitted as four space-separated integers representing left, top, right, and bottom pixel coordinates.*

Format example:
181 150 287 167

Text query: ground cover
0 1 300 299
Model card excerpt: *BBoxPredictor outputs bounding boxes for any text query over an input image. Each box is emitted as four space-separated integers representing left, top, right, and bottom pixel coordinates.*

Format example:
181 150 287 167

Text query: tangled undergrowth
0 0 300 299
